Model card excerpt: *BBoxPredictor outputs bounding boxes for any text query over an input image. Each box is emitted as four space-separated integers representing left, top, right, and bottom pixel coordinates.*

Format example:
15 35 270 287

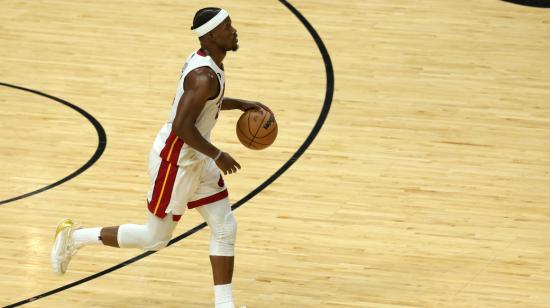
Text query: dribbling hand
240 100 274 116
215 152 241 175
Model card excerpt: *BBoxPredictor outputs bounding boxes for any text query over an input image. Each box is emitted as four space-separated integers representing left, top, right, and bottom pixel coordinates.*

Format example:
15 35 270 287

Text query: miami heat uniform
146 49 227 222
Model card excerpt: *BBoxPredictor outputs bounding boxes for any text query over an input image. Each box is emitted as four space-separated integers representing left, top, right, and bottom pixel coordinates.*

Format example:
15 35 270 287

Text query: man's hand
215 152 241 175
239 100 273 115
221 97 274 116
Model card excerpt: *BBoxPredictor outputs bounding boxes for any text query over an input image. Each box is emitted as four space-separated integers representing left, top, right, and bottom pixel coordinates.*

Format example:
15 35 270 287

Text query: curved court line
4 0 334 306
0 82 107 206
500 0 550 7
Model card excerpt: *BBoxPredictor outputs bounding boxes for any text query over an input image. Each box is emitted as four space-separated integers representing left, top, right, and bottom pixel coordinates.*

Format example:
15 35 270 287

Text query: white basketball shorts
146 150 227 222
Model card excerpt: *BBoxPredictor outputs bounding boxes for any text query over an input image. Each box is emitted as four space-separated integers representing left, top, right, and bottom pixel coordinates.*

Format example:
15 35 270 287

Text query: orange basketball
236 108 277 150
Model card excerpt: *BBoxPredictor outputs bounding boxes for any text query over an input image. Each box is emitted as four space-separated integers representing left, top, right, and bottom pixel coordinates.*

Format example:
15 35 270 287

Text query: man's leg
196 198 238 308
98 226 119 247
210 255 234 284
101 213 178 250
51 212 178 274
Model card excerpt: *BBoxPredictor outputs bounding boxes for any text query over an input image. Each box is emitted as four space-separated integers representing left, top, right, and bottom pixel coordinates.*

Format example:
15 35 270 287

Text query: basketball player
51 7 270 308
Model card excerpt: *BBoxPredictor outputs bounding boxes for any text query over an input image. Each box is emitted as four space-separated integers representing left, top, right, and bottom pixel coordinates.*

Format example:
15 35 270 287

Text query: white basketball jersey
151 49 225 166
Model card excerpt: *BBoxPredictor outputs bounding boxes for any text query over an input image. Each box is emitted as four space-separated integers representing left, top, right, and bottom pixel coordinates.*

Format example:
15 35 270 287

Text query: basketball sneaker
51 219 80 275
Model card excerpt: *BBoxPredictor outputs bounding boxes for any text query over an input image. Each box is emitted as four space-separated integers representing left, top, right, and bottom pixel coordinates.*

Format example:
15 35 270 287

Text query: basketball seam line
248 112 268 146
246 110 254 136
237 125 272 146
236 125 254 142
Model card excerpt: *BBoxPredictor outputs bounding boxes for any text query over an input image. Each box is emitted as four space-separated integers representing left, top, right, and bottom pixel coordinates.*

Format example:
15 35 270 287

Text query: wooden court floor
1 0 550 307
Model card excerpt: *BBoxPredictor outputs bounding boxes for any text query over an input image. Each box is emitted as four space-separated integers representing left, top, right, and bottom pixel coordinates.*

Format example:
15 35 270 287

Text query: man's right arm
172 68 219 159
171 68 241 175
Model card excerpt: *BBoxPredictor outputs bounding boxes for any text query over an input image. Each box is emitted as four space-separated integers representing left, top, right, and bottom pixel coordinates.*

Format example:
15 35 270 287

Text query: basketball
236 108 278 150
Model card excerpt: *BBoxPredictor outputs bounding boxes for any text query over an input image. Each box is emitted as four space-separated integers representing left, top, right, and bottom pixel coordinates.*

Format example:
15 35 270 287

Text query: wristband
213 151 222 161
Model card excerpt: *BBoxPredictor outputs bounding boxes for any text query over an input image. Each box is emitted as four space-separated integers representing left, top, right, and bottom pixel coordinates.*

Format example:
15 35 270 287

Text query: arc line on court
0 82 107 206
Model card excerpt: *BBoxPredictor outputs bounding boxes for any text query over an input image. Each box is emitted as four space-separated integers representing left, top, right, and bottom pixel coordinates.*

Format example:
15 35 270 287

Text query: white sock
214 283 234 308
72 227 102 248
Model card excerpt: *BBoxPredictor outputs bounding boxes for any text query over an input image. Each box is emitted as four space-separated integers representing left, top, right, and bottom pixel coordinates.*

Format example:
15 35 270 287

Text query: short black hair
191 7 222 30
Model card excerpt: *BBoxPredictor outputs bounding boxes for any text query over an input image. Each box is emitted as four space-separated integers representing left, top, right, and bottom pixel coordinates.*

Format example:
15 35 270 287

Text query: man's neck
201 46 226 67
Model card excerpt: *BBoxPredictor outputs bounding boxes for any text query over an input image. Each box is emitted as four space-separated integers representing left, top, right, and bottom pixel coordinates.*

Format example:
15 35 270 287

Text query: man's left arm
221 97 273 114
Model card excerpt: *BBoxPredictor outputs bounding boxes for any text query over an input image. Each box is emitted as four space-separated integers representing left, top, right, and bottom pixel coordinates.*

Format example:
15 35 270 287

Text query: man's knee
141 212 178 251
210 212 237 256
143 231 172 251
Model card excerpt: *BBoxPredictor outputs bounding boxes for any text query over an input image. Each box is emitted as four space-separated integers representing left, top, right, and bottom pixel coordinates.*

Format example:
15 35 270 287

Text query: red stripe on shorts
187 189 229 209
147 160 179 219
160 131 184 165
148 131 185 219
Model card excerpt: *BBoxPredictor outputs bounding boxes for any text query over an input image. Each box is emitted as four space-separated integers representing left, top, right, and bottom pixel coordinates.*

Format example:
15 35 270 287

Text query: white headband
193 9 229 37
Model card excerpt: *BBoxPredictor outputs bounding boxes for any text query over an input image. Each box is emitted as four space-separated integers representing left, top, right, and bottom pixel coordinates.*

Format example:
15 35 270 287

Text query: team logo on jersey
218 175 225 187
181 62 189 76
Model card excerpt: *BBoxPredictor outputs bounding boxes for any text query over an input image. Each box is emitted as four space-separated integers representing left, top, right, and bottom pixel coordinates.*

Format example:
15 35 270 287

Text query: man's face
212 17 239 51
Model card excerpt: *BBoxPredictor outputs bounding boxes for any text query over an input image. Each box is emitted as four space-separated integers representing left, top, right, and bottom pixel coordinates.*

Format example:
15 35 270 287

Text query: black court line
500 0 550 7
0 82 107 206
4 0 334 306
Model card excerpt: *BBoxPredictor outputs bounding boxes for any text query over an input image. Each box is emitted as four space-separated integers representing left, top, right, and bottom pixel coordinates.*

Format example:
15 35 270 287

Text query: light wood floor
1 0 550 307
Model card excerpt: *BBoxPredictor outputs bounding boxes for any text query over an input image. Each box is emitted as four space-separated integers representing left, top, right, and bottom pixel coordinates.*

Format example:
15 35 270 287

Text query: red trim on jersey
197 49 207 57
187 189 228 209
147 160 179 219
172 214 182 222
